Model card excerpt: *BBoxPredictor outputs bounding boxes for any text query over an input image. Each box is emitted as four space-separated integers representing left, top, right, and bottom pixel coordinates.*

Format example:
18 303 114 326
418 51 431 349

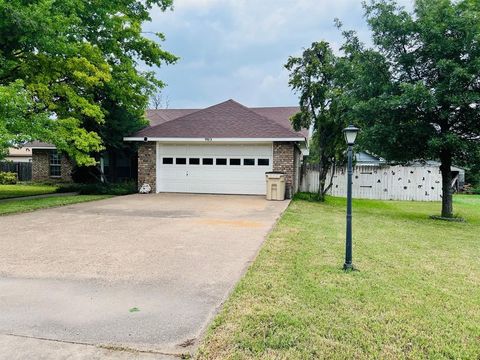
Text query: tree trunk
317 155 332 202
317 167 325 201
439 151 453 218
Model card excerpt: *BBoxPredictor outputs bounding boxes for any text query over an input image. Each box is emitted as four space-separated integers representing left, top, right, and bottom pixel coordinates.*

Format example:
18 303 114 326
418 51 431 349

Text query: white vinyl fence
300 164 443 201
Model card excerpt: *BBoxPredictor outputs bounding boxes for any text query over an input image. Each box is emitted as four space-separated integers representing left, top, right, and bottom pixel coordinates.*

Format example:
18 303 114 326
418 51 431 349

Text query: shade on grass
198 195 480 359
0 195 112 215
0 184 58 200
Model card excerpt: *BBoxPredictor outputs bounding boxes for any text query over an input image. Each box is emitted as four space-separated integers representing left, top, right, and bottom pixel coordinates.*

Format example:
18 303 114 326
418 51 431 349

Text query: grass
0 195 112 215
197 195 480 360
0 184 58 199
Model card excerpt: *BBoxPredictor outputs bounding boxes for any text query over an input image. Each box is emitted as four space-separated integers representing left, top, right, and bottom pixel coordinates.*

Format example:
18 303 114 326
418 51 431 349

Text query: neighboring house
1 147 34 181
355 151 386 166
5 147 32 163
25 141 135 184
125 99 307 197
27 141 73 182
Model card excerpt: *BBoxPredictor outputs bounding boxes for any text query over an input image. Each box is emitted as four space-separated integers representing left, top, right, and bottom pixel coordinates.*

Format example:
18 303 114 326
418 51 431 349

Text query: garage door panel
156 143 273 195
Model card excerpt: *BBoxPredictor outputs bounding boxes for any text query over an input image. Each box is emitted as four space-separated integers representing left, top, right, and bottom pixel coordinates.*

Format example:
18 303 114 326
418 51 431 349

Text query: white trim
124 137 305 142
31 146 57 150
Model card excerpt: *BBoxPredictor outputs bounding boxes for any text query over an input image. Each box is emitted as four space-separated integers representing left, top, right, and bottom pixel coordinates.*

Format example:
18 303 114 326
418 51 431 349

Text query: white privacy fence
300 164 443 201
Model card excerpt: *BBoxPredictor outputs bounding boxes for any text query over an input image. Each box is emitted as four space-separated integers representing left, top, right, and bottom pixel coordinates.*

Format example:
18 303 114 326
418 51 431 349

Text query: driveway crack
2 333 188 358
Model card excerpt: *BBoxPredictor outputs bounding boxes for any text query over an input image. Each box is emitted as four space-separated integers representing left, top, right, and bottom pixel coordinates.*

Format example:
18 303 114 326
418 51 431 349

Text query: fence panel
300 164 442 201
0 162 32 181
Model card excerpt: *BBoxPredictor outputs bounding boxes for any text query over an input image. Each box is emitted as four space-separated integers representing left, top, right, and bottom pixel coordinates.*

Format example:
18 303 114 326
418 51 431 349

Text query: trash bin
265 172 286 201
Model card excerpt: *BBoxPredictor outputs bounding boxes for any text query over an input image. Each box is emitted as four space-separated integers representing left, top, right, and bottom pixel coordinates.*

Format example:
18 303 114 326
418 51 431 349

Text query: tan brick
32 149 73 182
137 143 156 192
273 142 300 198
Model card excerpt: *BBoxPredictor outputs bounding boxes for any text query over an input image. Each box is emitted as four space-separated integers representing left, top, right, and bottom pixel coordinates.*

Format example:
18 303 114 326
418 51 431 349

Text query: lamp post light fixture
343 124 360 271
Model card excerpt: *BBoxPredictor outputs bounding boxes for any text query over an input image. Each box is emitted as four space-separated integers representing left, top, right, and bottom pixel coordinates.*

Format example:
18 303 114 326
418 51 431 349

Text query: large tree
0 0 177 166
342 0 479 218
285 42 347 201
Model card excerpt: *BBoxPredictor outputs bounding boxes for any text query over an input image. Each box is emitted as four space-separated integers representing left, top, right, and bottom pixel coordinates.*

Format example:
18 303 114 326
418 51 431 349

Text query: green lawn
0 184 58 199
0 195 112 215
198 195 480 359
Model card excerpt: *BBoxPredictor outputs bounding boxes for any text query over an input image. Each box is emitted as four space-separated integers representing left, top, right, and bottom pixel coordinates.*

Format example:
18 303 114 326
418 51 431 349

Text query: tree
285 42 347 201
150 92 170 109
0 0 177 166
344 0 480 218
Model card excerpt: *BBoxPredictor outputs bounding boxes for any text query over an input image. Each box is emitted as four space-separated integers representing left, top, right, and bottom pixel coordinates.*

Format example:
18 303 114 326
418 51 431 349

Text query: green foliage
57 181 136 196
0 0 177 165
0 195 111 216
293 191 325 202
0 184 58 199
0 172 17 185
353 0 480 163
285 42 347 200
324 0 480 217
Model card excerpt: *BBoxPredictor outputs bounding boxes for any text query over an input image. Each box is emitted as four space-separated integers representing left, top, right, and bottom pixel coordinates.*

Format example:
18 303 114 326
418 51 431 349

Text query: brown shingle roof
146 109 198 127
135 100 305 139
23 141 56 149
251 106 307 137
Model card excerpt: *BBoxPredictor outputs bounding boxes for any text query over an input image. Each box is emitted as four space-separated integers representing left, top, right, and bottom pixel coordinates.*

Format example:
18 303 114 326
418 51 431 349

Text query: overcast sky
144 0 413 108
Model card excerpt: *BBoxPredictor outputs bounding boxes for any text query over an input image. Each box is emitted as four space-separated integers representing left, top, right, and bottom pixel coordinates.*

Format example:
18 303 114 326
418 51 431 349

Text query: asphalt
0 193 289 359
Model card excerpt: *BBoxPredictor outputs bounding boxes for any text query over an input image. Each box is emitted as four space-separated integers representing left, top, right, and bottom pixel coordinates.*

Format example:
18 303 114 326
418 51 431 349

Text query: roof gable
135 100 304 139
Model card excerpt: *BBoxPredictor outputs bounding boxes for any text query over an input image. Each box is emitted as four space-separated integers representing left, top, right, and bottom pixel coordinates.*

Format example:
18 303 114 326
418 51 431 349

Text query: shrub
0 172 17 185
293 192 325 202
57 181 137 196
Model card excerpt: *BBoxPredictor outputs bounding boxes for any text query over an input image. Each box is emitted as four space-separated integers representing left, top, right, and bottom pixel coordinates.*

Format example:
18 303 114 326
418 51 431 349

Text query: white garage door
156 143 273 195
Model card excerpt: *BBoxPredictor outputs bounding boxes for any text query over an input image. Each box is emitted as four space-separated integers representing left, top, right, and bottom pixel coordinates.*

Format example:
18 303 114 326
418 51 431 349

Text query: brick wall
138 143 156 192
273 142 298 198
61 155 73 182
32 149 73 182
293 146 302 193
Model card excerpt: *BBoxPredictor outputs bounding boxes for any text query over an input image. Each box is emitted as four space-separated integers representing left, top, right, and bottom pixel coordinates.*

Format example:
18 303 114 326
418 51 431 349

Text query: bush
293 192 325 202
57 181 137 196
0 172 17 185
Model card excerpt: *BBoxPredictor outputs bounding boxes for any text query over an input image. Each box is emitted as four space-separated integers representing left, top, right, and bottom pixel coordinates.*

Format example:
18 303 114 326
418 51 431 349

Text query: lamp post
343 124 359 271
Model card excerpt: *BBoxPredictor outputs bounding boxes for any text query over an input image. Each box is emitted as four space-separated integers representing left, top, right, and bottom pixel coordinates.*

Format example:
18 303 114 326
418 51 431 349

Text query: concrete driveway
0 194 289 359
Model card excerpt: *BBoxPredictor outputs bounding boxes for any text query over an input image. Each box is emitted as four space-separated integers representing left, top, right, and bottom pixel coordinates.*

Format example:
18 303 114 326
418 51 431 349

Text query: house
23 99 306 196
0 147 34 181
27 141 73 182
5 147 32 163
124 99 307 197
355 151 386 166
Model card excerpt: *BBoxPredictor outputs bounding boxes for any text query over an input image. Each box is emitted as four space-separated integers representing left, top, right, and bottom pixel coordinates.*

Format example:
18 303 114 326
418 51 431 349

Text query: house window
216 158 227 165
203 158 214 165
49 150 61 177
162 157 173 164
258 158 270 166
230 158 241 166
243 158 255 166
189 158 200 165
176 158 187 165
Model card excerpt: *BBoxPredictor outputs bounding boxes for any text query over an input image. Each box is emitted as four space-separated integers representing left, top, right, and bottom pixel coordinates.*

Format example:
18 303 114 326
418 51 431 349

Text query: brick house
28 142 73 182
125 99 307 198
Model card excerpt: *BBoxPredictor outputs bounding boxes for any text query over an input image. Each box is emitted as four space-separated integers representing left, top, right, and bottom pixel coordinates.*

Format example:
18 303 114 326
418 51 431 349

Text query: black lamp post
343 124 359 271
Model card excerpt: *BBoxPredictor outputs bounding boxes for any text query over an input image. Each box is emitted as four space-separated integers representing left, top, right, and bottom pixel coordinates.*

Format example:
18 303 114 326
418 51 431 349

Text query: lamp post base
343 263 354 271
